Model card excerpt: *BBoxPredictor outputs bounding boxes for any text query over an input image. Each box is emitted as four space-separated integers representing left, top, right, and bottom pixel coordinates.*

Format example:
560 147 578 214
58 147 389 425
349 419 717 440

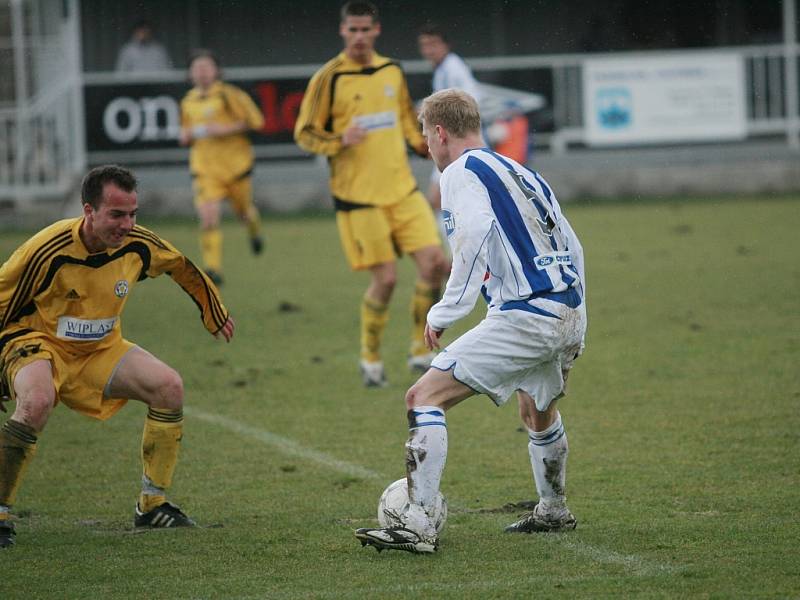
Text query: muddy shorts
431 300 586 411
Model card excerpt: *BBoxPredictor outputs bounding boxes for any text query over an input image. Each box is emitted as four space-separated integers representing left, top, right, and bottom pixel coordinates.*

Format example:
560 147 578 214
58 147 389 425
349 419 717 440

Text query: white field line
187 407 679 576
185 408 382 481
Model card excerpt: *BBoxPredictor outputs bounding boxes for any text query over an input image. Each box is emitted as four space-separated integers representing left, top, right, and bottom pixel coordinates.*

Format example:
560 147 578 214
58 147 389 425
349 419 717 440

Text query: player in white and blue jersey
356 89 587 554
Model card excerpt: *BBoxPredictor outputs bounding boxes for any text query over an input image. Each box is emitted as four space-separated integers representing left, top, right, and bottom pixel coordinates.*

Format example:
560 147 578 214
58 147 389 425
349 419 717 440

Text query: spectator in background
115 19 173 73
417 24 481 218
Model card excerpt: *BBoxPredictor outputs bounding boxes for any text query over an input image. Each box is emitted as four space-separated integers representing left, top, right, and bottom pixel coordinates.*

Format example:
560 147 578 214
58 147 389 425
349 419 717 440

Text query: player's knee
404 383 430 409
419 251 447 283
376 271 397 292
13 391 54 432
153 368 184 409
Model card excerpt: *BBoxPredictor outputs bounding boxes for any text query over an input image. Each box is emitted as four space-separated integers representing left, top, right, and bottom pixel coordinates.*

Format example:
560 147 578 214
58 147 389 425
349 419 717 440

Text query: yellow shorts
1 334 135 421
335 190 441 270
193 173 253 216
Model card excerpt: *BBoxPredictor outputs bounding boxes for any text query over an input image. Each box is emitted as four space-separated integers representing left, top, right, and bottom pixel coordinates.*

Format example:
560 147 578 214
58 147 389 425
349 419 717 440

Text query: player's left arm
398 72 428 157
131 226 233 340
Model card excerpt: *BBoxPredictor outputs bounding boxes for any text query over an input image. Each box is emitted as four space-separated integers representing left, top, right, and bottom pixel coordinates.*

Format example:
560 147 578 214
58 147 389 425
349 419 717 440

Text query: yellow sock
410 281 440 356
0 420 38 508
244 205 262 238
200 228 223 272
139 408 183 509
361 294 389 362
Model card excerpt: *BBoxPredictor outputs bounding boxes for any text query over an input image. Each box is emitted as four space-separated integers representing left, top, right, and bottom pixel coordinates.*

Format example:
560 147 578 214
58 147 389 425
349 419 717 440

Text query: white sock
527 412 568 513
405 406 447 514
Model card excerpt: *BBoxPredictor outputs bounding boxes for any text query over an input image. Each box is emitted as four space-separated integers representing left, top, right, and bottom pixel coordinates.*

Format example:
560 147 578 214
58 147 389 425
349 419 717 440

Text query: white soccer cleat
355 526 438 554
360 359 387 388
407 352 435 373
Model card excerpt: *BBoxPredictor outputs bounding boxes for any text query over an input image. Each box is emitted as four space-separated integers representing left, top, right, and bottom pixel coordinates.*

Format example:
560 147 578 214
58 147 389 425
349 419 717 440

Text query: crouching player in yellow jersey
0 165 235 548
294 1 447 386
180 49 265 286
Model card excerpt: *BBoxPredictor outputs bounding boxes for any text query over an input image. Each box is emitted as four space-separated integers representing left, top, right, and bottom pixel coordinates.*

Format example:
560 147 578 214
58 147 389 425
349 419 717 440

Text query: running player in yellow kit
180 49 265 285
0 165 235 548
294 1 447 386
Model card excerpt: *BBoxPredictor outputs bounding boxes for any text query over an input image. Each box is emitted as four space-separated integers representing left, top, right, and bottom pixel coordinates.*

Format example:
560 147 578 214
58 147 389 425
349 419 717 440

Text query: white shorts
430 302 586 410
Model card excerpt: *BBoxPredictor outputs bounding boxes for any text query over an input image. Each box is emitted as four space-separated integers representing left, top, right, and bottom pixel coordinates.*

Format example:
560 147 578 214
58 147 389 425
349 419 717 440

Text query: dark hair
418 22 448 45
188 48 219 69
132 19 153 33
340 1 379 23
81 165 137 209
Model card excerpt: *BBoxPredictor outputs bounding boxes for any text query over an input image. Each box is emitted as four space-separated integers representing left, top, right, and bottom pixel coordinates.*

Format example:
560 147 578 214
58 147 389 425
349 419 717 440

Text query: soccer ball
377 478 448 534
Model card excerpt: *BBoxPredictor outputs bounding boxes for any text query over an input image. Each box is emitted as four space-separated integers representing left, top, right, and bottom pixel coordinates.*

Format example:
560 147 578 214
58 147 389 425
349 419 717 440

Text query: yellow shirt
294 52 426 207
180 81 265 181
0 218 229 360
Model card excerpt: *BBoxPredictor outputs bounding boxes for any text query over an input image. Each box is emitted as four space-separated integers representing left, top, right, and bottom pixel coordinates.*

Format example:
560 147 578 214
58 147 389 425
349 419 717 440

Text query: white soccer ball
377 477 448 534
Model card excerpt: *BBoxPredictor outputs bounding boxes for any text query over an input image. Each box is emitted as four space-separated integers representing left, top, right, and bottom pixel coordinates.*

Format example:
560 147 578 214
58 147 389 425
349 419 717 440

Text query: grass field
1 195 799 599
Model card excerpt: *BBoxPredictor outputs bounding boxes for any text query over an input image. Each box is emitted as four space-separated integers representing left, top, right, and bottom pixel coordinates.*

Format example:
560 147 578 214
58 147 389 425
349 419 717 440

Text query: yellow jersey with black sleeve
294 52 427 207
0 217 229 361
180 81 265 181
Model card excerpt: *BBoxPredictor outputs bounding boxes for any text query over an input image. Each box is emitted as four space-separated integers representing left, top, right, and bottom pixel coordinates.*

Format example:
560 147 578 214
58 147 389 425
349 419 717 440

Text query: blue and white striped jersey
427 148 585 331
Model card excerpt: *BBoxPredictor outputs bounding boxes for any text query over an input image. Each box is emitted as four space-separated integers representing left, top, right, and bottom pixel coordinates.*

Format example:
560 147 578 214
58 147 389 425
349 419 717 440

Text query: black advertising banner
83 78 308 158
83 70 551 162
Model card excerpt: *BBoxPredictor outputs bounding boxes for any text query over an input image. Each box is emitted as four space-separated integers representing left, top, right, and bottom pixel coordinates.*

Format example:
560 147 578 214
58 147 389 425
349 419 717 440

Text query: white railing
0 0 85 202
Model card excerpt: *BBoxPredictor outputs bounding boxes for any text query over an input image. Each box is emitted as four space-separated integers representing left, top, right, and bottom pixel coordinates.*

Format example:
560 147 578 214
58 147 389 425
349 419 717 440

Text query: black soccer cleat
250 235 264 255
0 519 16 548
134 501 196 529
354 526 437 554
205 269 224 286
504 503 577 533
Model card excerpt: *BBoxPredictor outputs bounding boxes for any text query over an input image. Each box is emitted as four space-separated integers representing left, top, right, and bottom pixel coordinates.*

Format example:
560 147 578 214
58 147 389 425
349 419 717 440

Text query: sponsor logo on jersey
534 252 572 269
56 316 117 341
354 111 397 131
442 210 455 237
114 280 129 298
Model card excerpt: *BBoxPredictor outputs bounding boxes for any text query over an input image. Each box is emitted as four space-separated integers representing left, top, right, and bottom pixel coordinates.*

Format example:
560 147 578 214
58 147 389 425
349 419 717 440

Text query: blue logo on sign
596 88 632 129
442 210 455 237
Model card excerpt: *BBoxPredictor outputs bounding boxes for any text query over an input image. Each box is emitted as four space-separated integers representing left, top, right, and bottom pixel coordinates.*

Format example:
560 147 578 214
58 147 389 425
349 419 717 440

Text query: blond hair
419 88 481 138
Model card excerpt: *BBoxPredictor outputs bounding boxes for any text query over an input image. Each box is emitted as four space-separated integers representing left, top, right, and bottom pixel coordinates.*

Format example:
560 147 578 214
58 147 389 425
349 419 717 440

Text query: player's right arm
0 225 70 332
426 170 494 332
178 95 194 146
293 66 343 157
0 245 29 331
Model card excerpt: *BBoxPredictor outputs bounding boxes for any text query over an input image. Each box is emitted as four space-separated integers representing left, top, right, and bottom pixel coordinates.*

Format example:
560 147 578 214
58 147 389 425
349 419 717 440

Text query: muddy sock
527 412 568 513
405 406 447 512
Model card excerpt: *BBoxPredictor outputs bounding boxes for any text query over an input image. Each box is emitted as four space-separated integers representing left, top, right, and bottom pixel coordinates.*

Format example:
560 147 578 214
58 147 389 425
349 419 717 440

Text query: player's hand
215 316 235 343
424 323 443 350
178 128 192 146
342 125 367 147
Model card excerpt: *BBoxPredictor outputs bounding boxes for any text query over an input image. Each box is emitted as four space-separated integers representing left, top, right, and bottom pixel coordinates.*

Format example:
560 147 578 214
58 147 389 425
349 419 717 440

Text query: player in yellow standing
294 1 447 386
0 165 234 548
180 50 265 285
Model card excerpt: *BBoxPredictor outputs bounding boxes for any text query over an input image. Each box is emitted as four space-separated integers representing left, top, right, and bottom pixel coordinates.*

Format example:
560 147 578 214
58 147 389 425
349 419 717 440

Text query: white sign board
583 53 746 146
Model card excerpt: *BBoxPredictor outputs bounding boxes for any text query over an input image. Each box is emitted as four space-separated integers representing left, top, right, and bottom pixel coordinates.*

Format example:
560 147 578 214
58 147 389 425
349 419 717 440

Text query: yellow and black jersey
180 81 265 181
294 52 426 207
0 218 228 359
